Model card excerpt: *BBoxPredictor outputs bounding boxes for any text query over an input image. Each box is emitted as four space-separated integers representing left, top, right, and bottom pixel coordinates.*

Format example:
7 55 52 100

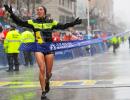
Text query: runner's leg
45 53 54 79
35 52 46 91
45 53 54 93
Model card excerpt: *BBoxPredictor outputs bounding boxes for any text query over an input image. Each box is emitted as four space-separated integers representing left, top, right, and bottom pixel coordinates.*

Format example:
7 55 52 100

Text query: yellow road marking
0 80 97 88
83 80 96 85
0 82 11 86
50 81 65 87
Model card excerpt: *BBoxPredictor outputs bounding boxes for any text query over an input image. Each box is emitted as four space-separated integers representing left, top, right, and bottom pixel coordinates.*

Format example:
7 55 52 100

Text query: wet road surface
1 42 130 100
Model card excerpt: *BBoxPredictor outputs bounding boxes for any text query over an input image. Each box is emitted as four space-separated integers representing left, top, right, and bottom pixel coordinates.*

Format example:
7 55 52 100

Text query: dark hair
41 6 47 15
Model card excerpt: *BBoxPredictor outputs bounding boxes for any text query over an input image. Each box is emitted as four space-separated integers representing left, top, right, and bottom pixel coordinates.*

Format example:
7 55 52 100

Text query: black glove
4 4 13 13
73 17 82 25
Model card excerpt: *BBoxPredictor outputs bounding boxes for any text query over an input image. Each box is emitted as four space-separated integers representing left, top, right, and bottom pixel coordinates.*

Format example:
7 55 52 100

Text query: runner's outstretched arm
4 5 34 29
53 17 82 30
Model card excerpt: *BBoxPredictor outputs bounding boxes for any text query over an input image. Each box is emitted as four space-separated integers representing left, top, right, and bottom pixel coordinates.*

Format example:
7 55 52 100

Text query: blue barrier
0 34 115 68
0 39 111 68
55 50 73 60
0 43 7 67
54 42 109 60
0 41 109 68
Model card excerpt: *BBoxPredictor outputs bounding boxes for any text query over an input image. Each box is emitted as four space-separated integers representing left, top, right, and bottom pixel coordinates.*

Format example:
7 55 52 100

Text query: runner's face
36 7 45 17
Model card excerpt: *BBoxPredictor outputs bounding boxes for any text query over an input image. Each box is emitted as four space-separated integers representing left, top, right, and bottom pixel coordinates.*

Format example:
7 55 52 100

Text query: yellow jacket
4 29 21 53
21 31 35 43
111 36 118 44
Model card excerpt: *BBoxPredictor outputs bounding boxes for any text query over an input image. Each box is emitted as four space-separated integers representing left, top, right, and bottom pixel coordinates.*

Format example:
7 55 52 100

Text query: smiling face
36 6 46 18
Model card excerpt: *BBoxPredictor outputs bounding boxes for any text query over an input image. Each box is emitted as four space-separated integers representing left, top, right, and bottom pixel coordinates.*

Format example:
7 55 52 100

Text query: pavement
1 42 130 100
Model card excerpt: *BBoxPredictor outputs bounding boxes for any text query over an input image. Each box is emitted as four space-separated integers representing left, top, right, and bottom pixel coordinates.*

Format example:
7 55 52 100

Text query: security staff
4 27 21 72
117 36 121 48
111 33 118 53
21 28 35 66
4 5 82 99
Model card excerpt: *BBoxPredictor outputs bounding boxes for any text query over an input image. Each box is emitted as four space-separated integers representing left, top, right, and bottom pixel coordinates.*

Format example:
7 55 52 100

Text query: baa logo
50 44 56 50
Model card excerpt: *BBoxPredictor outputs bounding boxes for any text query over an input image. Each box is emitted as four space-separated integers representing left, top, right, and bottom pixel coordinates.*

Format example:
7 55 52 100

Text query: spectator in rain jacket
21 28 35 66
4 27 21 72
111 33 118 53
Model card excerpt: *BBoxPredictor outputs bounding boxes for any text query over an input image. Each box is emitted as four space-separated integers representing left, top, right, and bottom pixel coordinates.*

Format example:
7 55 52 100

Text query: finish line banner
19 31 129 53
19 38 103 53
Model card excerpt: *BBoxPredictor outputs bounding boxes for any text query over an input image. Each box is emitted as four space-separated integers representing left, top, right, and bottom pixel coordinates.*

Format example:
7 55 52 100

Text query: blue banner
19 31 129 53
20 38 103 52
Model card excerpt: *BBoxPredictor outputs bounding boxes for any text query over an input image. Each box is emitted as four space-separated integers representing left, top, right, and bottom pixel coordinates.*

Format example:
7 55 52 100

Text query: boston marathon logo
49 42 74 51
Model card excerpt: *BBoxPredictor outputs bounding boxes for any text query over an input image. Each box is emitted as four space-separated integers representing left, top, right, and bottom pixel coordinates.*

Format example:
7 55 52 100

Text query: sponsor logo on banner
49 42 74 51
50 44 56 50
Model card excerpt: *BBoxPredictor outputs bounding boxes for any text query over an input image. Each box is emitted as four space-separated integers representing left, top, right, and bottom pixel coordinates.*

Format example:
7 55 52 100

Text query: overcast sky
114 0 130 28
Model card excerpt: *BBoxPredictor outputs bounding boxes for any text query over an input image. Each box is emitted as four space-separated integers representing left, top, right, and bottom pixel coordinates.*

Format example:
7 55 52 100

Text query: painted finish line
0 80 96 88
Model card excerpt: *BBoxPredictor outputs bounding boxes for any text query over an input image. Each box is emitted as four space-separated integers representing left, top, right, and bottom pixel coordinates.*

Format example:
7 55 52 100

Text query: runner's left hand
73 17 82 25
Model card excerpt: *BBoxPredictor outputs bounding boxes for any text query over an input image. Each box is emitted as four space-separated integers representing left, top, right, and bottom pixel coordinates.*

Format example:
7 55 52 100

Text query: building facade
1 0 76 23
41 0 76 23
87 0 114 31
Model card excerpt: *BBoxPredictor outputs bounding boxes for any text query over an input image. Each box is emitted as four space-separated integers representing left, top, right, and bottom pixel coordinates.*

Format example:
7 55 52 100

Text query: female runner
4 4 82 99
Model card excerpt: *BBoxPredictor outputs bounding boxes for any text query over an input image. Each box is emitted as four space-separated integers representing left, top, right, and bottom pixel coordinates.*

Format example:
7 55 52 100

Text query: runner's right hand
4 4 13 13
